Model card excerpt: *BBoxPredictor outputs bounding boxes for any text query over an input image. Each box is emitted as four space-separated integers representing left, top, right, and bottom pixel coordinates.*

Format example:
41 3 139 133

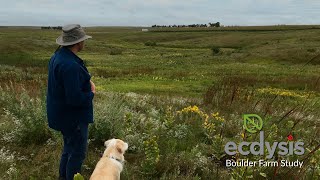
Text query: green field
0 26 319 179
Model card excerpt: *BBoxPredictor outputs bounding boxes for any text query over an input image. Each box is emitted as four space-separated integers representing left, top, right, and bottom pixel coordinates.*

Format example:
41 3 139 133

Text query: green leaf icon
243 114 263 133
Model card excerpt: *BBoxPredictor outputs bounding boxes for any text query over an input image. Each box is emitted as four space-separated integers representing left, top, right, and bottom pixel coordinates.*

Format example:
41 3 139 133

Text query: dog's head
104 138 128 155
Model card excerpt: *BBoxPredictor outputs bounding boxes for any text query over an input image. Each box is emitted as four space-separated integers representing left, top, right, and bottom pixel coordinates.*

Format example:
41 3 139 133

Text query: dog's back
90 139 128 180
90 157 121 180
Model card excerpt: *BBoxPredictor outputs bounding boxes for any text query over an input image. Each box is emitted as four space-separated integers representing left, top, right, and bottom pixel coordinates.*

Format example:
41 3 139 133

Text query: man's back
46 47 94 134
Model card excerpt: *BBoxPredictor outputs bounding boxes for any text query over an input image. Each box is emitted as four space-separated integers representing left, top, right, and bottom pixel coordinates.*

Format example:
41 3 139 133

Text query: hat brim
56 35 92 46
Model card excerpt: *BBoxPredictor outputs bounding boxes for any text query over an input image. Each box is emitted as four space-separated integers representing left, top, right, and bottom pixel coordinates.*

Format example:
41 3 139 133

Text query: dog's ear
124 143 128 151
117 146 123 154
116 141 129 154
104 139 115 147
104 140 111 147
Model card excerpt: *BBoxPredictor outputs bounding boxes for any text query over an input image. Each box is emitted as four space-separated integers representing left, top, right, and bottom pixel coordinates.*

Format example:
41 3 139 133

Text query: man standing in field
46 24 95 180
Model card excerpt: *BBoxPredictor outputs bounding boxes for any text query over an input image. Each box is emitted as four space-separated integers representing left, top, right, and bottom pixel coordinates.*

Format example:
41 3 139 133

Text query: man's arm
62 63 94 107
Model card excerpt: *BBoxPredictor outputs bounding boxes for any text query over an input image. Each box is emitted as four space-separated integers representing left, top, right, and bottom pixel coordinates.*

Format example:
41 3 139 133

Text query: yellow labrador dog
90 139 128 180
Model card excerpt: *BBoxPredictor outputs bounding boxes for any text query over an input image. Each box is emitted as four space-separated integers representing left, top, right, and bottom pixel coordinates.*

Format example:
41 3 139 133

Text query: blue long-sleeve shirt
46 47 94 133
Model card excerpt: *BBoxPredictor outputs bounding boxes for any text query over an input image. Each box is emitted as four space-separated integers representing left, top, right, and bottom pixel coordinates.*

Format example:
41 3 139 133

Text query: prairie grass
0 26 319 179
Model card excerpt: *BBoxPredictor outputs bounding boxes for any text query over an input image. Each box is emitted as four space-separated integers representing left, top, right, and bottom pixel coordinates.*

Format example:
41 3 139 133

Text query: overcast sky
1 0 320 26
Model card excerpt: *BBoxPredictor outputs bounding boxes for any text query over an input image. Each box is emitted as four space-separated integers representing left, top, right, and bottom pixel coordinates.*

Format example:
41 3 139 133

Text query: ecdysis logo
224 114 305 168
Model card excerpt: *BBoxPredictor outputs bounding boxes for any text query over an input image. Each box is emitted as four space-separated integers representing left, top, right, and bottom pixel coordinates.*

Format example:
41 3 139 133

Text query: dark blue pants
59 123 88 180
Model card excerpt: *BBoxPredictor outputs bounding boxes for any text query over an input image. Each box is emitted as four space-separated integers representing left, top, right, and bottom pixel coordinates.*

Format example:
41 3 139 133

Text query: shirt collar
60 46 84 65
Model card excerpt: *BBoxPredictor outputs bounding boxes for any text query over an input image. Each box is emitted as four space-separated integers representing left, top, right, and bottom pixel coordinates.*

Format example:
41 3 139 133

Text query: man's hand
90 80 96 94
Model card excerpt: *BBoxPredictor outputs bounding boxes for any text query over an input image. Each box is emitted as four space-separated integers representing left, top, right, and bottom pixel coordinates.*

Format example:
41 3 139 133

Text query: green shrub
0 86 51 145
108 48 123 55
0 148 18 180
89 92 127 144
145 41 157 46
141 135 160 174
307 48 316 53
211 46 220 55
74 173 84 180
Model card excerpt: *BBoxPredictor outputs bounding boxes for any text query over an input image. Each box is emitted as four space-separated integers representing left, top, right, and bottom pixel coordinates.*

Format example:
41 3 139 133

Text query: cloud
0 0 320 26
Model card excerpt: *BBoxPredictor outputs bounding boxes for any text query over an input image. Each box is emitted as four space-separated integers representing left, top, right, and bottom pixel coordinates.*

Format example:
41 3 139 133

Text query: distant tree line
41 26 62 30
152 22 220 28
209 22 220 27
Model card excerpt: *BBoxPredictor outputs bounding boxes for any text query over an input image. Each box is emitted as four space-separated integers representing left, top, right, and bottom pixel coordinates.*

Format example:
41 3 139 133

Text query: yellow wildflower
257 87 313 98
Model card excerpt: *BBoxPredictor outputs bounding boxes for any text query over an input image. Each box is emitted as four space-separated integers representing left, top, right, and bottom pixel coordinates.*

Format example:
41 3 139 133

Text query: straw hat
56 24 92 46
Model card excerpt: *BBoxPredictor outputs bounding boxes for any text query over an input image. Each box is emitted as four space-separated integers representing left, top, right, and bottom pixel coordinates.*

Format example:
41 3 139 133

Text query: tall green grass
0 26 319 179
